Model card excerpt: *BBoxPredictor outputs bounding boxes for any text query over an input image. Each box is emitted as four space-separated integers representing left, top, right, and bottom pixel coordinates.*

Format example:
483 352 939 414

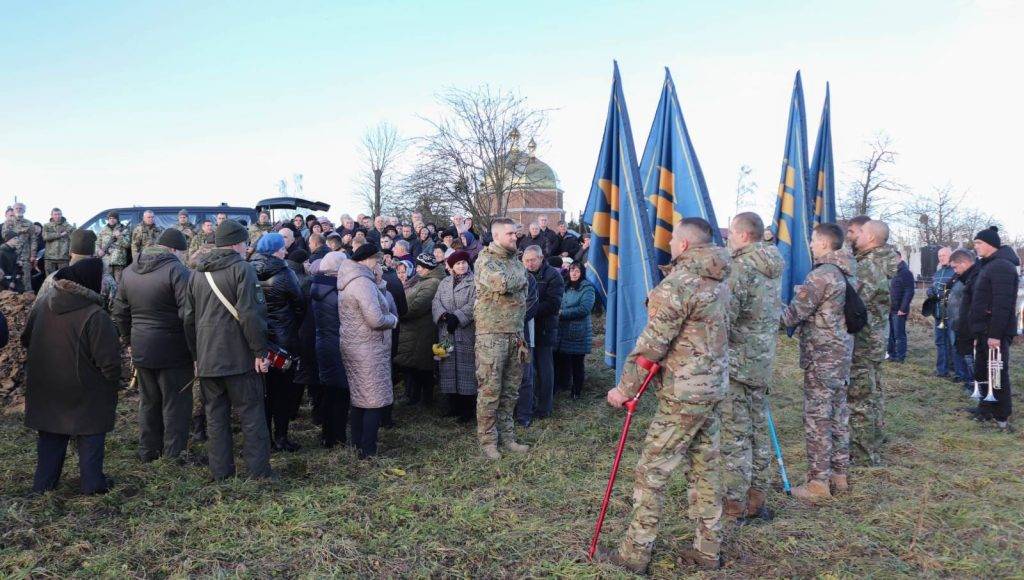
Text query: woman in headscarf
395 253 445 406
432 251 477 422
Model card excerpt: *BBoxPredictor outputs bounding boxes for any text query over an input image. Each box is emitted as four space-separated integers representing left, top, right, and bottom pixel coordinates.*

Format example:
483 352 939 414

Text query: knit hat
157 228 188 251
286 249 308 263
255 232 286 255
215 219 248 247
415 253 438 269
351 242 381 262
70 229 97 256
318 251 348 275
54 257 103 294
446 250 471 269
974 226 1001 249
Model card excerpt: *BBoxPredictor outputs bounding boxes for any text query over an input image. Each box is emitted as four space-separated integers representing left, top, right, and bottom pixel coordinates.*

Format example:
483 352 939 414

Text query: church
502 135 565 226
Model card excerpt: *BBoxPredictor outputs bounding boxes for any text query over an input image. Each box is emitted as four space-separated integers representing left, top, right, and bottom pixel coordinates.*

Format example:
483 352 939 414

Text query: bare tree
356 121 405 217
405 86 548 226
900 184 998 247
735 164 756 216
840 132 904 220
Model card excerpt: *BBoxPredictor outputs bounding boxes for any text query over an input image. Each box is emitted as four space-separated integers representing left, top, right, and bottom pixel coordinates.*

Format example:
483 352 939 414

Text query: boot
723 498 746 518
745 488 774 521
481 444 502 460
502 440 530 454
676 547 722 570
791 478 831 502
592 546 648 574
830 474 849 494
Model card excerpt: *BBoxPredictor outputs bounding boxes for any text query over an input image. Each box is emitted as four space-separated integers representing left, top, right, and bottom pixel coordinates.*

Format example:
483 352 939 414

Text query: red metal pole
588 357 660 560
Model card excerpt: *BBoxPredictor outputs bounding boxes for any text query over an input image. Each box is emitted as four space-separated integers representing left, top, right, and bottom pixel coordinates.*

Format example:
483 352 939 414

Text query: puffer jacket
289 259 318 386
310 273 348 389
337 260 398 408
557 278 595 355
532 263 565 348
251 253 304 353
727 241 784 387
967 245 1021 340
616 245 731 404
396 266 445 371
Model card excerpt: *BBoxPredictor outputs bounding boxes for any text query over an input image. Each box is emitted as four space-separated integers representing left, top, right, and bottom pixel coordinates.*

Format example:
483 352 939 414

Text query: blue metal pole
765 398 791 495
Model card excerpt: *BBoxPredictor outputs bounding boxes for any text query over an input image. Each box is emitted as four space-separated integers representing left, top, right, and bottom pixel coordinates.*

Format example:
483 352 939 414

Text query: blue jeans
888 313 907 361
949 329 973 383
934 322 953 376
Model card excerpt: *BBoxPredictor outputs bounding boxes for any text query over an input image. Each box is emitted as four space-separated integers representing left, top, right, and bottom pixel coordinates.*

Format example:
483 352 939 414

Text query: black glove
445 313 459 334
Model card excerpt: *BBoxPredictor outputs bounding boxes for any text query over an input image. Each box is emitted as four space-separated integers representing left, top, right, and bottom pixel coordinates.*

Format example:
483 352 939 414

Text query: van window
83 212 136 235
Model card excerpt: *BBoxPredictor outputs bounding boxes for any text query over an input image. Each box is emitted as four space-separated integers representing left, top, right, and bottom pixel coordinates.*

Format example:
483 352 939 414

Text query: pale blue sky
2 1 1020 235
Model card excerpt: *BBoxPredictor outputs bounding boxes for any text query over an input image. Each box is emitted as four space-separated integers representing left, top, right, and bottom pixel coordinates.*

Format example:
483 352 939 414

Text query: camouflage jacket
188 230 214 258
98 223 131 266
728 242 784 388
781 249 855 374
132 223 163 258
853 244 899 362
248 223 274 245
42 218 75 260
473 242 528 335
2 217 36 261
173 222 196 241
188 243 216 269
617 245 731 404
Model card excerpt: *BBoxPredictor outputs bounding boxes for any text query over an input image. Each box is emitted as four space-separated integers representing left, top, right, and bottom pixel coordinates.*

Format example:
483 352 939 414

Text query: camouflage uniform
174 221 196 243
780 249 855 483
98 223 131 286
248 223 274 256
721 242 783 507
2 217 36 292
42 218 75 274
849 244 898 466
132 222 163 260
188 232 215 268
473 242 528 449
613 245 731 569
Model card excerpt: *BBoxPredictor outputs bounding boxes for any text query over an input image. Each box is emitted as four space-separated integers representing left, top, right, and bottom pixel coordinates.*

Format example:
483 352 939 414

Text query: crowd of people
4 199 1018 573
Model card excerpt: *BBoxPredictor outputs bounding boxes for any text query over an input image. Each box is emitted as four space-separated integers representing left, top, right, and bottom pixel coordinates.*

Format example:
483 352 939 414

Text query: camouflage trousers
720 379 772 502
848 356 885 466
45 259 68 276
475 333 523 447
619 399 723 568
802 366 850 481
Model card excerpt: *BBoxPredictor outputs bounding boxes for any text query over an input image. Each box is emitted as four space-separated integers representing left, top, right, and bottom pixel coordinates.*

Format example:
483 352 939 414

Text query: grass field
2 318 1023 578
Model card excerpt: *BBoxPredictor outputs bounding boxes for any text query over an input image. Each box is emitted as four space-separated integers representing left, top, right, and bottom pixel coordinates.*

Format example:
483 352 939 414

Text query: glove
445 313 459 334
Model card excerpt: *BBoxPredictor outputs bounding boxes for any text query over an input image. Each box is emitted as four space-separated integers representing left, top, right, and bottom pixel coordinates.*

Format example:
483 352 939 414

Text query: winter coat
382 267 408 359
42 218 74 261
781 249 855 376
966 245 1020 340
432 272 477 395
928 265 955 320
554 232 581 258
337 260 398 408
288 260 318 386
184 248 268 377
947 274 967 330
557 278 595 355
112 247 193 369
890 261 915 313
22 279 122 435
251 253 304 353
310 273 348 389
518 233 553 256
531 263 565 348
728 242 784 387
396 266 445 371
954 262 981 355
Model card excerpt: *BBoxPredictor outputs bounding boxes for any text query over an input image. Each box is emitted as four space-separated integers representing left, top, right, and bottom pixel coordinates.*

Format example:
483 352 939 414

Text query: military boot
745 488 774 521
481 444 502 460
502 440 530 454
592 546 648 574
676 548 722 570
830 474 849 494
724 498 746 518
791 478 831 502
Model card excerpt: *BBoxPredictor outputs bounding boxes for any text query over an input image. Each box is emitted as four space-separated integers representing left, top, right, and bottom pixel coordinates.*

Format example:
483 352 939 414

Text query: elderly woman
23 258 122 495
417 227 435 257
395 253 445 406
432 250 477 422
555 262 595 399
337 243 398 458
310 251 350 447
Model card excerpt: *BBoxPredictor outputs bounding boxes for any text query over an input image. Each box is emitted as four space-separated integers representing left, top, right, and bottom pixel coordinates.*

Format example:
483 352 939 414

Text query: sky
1 0 1021 235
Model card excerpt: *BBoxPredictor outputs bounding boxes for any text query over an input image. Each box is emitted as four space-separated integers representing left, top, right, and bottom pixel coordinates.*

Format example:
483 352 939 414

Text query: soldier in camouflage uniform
188 219 215 267
473 218 530 460
721 213 783 520
132 210 163 260
42 208 75 275
247 211 273 258
845 217 899 469
2 202 37 293
173 209 196 244
599 218 730 573
98 211 132 286
780 223 855 502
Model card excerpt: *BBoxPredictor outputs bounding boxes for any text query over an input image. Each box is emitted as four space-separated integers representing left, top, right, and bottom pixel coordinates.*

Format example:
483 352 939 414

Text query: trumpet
985 345 1003 403
937 287 951 330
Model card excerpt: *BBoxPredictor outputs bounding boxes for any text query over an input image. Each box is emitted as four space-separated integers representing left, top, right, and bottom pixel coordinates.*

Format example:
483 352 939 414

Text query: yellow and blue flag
583 62 657 381
640 68 722 270
771 71 813 304
809 83 835 224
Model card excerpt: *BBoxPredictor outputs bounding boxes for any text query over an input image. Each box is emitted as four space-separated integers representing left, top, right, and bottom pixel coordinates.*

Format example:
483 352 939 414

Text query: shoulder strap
205 271 240 321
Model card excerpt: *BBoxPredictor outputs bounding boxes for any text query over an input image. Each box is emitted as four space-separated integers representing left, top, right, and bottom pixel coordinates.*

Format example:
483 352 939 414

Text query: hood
986 245 1021 267
336 259 375 292
251 253 288 281
816 248 855 276
671 244 731 281
897 260 910 274
49 279 103 314
133 247 180 274
734 242 783 279
310 273 337 301
195 248 244 272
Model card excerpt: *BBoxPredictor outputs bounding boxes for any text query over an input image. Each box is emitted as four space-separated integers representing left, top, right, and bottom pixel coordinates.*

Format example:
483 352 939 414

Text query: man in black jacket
183 220 276 480
553 221 581 258
887 251 915 362
112 229 194 462
964 226 1018 430
521 245 564 419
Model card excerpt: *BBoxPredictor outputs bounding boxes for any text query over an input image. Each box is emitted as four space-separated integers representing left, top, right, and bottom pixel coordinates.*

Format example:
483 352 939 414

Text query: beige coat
337 260 398 409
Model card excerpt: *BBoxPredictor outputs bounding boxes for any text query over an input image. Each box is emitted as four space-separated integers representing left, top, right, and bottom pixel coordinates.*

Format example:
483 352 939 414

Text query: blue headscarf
255 232 285 255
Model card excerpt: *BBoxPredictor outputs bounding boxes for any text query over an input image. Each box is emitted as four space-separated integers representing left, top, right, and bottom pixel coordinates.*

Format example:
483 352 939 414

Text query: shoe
791 479 831 502
592 546 648 574
724 498 746 518
516 418 532 428
830 474 849 494
254 470 281 483
676 548 722 570
972 412 994 423
502 440 530 454
745 488 767 517
481 444 502 460
272 436 300 452
85 476 115 495
996 420 1015 433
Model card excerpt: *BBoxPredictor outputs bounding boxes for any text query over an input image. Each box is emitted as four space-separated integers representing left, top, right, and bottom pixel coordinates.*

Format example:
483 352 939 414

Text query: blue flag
809 83 835 224
640 68 722 271
771 71 813 304
583 62 657 381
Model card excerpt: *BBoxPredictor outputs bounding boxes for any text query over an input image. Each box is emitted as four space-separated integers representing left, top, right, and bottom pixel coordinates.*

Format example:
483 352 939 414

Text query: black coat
890 261 915 313
539 228 560 256
112 249 193 369
967 245 1020 340
252 253 305 353
519 233 553 256
954 262 981 355
554 233 581 257
184 248 268 377
287 259 319 385
22 279 122 435
382 267 407 358
310 273 349 389
531 263 565 348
